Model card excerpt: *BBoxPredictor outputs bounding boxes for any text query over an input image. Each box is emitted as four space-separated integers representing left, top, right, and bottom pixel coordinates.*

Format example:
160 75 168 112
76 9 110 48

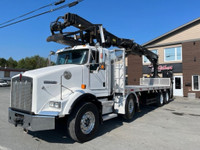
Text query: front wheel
67 102 99 143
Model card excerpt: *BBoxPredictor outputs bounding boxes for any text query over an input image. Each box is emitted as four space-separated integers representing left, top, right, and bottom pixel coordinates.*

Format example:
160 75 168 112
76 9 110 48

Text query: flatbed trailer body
126 85 170 93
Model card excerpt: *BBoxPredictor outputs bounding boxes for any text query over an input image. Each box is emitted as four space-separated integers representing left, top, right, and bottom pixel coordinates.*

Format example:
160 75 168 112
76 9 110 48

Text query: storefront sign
158 65 173 71
148 64 173 72
143 63 182 74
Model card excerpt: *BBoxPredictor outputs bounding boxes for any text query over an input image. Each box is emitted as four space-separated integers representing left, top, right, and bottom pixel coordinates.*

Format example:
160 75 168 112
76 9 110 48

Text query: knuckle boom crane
47 13 158 77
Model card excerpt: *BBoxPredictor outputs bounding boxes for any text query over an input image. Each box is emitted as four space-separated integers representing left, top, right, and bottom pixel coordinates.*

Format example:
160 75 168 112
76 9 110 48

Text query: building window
164 46 182 62
4 71 10 77
192 75 200 91
143 50 157 63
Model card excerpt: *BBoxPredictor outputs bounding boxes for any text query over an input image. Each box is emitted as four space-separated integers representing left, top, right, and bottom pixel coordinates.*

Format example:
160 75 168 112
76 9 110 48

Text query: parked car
0 80 9 87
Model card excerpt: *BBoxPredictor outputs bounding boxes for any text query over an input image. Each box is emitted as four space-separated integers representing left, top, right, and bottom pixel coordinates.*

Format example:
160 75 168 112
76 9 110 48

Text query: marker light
101 64 105 69
81 84 86 89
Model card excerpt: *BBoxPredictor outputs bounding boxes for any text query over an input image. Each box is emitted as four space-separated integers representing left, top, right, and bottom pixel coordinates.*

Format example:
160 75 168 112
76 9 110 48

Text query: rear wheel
123 95 136 121
67 102 99 142
157 92 164 107
164 91 170 104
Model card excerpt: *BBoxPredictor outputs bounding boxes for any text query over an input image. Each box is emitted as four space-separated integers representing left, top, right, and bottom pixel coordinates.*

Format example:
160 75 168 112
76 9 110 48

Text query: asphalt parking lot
0 87 200 150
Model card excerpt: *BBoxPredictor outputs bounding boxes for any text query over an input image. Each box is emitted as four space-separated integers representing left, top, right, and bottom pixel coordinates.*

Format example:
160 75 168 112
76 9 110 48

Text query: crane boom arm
47 13 158 77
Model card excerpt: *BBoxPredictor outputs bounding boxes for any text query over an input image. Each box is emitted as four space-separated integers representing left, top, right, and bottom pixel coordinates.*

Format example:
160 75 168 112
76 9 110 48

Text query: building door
173 76 183 96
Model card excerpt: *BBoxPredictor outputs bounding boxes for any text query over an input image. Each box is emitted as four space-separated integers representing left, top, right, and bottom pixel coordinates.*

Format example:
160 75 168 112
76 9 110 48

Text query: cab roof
56 44 103 54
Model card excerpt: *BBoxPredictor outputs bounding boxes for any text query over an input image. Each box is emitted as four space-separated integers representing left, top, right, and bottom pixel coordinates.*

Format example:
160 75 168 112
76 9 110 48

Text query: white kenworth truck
8 13 173 142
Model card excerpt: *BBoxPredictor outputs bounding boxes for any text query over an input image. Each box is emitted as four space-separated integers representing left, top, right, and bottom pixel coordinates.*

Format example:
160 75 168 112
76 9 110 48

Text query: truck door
89 50 106 89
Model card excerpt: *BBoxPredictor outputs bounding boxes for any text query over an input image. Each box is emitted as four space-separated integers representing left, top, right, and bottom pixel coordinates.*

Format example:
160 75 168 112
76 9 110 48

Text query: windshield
56 49 89 65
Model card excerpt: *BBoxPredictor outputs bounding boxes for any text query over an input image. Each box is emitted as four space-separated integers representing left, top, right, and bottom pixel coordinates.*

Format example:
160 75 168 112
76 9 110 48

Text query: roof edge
143 17 200 47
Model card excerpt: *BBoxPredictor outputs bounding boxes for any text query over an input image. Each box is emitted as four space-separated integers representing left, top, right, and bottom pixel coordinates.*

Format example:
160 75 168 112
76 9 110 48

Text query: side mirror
50 51 55 55
99 51 105 63
48 51 56 66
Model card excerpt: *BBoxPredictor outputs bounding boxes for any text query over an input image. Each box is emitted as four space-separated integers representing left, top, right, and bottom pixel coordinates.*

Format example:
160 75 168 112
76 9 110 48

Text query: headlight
49 101 61 109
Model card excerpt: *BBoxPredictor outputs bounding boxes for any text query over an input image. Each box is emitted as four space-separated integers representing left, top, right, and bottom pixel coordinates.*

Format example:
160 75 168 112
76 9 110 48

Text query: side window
90 50 99 71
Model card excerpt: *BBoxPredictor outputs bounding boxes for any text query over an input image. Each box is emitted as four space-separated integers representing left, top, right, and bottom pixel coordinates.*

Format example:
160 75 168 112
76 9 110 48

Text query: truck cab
9 45 113 135
56 45 111 95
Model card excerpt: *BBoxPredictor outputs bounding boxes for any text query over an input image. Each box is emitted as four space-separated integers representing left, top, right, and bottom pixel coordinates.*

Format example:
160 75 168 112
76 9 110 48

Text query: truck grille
11 76 33 112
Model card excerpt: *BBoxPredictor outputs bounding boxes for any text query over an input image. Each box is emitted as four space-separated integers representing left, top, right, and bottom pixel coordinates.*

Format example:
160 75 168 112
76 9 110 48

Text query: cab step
102 113 118 121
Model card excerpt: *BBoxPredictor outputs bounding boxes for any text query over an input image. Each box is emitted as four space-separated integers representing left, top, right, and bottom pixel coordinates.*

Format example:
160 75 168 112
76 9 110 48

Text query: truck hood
23 64 81 78
19 64 85 114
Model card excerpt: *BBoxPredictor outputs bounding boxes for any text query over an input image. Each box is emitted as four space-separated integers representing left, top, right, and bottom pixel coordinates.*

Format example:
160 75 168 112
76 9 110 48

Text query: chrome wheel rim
160 93 164 105
80 111 95 134
128 99 134 114
166 92 169 102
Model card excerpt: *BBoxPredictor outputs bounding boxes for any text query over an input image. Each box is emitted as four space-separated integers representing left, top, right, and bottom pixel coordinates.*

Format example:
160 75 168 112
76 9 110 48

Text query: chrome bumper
8 108 55 131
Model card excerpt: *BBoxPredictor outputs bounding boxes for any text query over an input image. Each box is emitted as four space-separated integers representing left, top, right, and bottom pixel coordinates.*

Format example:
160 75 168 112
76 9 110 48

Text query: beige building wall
125 57 128 66
143 44 182 65
155 23 200 45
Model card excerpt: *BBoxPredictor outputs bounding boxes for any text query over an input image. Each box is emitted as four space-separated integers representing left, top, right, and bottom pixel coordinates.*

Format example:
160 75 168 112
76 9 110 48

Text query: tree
0 55 48 70
0 58 7 67
7 57 18 68
17 55 48 70
17 59 25 69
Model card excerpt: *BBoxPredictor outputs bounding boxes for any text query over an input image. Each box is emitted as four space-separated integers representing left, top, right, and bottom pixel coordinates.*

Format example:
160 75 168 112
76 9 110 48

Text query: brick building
128 17 200 98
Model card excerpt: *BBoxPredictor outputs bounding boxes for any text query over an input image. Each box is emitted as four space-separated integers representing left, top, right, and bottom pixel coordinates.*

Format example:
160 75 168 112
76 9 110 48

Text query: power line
0 0 83 29
0 0 66 26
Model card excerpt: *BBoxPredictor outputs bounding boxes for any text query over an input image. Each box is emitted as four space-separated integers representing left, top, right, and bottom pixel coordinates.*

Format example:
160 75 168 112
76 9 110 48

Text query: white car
0 80 9 87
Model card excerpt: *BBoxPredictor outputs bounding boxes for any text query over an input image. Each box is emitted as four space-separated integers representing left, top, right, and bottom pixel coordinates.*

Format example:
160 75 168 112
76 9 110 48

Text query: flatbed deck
126 85 170 93
125 78 171 93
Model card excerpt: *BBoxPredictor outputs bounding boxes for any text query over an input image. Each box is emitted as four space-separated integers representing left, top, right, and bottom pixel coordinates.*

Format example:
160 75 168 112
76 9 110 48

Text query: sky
0 0 200 61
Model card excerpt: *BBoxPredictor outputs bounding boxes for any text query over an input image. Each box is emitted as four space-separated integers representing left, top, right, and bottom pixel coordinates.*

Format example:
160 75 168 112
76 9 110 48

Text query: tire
157 92 164 107
67 102 99 143
123 95 136 121
164 91 170 104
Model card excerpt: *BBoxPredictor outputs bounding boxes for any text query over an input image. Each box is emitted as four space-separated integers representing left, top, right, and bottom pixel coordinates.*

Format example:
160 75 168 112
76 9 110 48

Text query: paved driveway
0 87 200 150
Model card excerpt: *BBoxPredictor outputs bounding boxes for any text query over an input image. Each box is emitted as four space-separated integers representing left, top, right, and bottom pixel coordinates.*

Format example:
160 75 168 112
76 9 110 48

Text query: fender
115 92 139 114
62 91 100 115
126 92 140 111
126 92 139 105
